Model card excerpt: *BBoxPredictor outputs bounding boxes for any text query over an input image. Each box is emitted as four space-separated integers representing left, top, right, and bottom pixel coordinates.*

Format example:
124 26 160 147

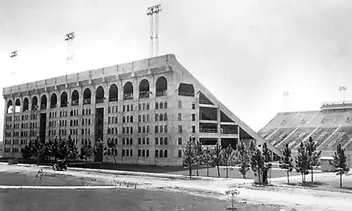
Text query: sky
1 0 352 140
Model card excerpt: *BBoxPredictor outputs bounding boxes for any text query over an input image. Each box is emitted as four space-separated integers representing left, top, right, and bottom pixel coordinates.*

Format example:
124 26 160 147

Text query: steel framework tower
147 4 162 57
65 32 75 61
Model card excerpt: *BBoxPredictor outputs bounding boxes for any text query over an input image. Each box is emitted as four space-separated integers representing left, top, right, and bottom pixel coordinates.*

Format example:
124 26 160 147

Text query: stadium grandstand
258 102 352 165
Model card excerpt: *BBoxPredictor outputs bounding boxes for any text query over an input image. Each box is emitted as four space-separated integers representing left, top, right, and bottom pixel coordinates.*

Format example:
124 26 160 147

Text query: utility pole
147 4 162 57
338 86 347 103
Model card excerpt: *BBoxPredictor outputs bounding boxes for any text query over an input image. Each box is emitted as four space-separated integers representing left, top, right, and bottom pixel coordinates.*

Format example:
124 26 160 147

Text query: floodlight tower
147 4 162 57
10 50 18 86
282 91 289 112
65 32 75 61
338 86 347 103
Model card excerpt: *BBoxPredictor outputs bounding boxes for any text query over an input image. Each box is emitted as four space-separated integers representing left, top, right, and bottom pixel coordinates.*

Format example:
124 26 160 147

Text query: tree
183 137 196 179
250 149 265 185
21 144 33 163
295 142 310 184
279 144 294 184
202 148 212 177
306 137 321 183
238 141 250 179
107 140 118 163
94 139 104 163
332 144 350 187
194 141 203 176
80 144 94 163
65 136 79 162
248 140 256 156
222 145 234 178
262 143 273 184
211 143 223 177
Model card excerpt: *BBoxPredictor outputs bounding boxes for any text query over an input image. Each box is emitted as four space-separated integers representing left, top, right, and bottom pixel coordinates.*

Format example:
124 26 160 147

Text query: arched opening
50 94 57 108
15 99 21 112
60 92 68 107
83 88 91 105
178 83 195 97
156 76 167 97
139 79 150 98
96 86 104 103
109 84 118 102
23 98 29 112
123 82 133 100
40 95 47 110
71 90 79 106
7 100 13 113
32 96 38 110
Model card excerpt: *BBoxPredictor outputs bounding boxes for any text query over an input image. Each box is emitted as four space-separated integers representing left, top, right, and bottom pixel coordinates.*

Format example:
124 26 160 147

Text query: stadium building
258 102 352 166
2 54 280 166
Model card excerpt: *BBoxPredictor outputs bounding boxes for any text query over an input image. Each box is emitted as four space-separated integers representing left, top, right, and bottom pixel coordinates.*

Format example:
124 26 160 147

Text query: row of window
59 111 68 117
4 147 19 153
138 125 150 134
49 112 57 118
154 125 168 133
82 108 92 116
155 113 167 121
4 139 28 145
138 103 150 111
108 116 118 124
155 101 167 110
108 127 118 135
138 114 150 122
122 115 133 123
48 129 56 136
82 118 92 126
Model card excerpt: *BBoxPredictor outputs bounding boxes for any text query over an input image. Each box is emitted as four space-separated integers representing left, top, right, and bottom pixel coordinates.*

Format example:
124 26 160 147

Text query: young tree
238 141 250 179
21 144 33 163
250 149 265 185
65 136 79 162
306 137 321 183
332 144 350 187
279 144 294 184
183 138 196 179
194 141 203 176
295 142 310 184
262 143 273 184
211 143 223 177
94 138 104 163
222 145 234 178
202 148 212 177
80 144 94 163
107 140 118 164
248 140 256 156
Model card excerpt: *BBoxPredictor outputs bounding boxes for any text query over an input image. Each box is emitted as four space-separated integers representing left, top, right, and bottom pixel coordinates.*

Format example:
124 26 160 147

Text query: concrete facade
2 54 280 166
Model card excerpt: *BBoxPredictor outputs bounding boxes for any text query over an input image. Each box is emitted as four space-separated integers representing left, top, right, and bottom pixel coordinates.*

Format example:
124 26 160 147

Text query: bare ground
1 163 351 211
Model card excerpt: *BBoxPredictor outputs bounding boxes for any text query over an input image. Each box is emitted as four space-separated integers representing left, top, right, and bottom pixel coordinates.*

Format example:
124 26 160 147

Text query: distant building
258 102 352 167
2 54 279 166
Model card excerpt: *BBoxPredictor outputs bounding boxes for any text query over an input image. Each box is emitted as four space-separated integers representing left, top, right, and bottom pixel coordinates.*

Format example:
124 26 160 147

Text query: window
178 125 182 133
164 137 168 145
155 126 158 133
192 103 195 109
160 102 163 109
178 137 182 145
138 150 141 157
155 102 158 109
164 113 167 121
160 137 163 145
155 114 158 121
123 105 125 112
178 101 182 108
164 150 168 158
192 114 196 121
138 138 141 145
192 126 196 133
178 150 182 158
155 137 159 145
155 150 159 158
164 125 167 133
146 150 149 157
164 102 167 109
178 113 182 121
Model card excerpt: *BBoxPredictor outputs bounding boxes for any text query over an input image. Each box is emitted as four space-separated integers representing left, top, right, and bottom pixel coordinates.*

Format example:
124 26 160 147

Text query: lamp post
147 4 162 57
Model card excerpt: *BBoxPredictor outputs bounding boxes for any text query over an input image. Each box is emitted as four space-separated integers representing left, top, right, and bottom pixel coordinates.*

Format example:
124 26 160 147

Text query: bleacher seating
284 127 316 149
265 128 295 146
259 105 352 154
320 126 352 150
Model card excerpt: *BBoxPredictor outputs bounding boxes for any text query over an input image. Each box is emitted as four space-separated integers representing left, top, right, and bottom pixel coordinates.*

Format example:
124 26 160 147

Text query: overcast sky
1 0 352 139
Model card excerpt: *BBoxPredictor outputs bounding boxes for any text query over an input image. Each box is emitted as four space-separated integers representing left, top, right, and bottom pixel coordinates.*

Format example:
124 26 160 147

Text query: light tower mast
65 32 75 61
338 86 347 103
147 4 162 57
10 50 18 86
